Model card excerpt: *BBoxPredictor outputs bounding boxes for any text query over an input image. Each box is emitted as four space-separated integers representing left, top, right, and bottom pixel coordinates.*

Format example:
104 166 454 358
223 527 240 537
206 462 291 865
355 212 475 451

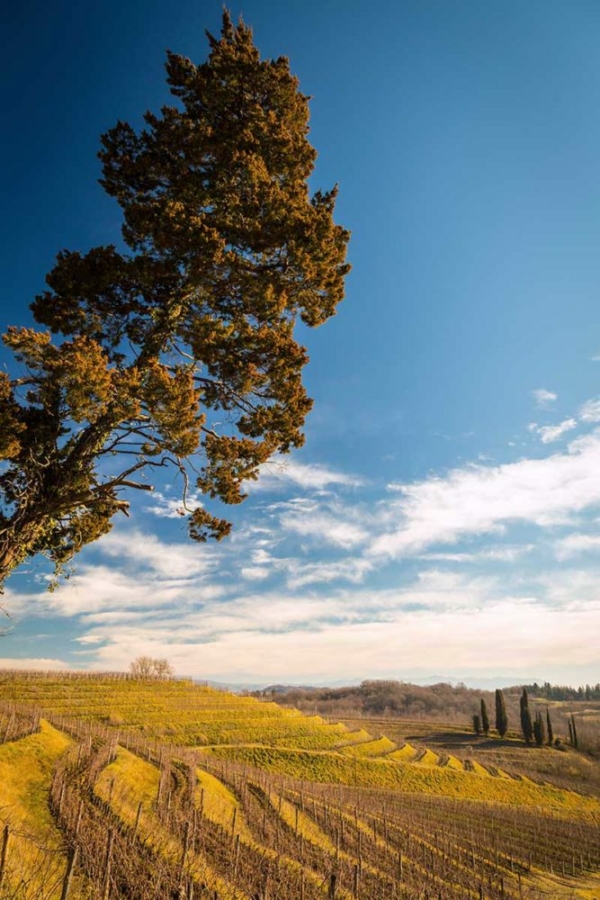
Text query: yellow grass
195 769 252 840
202 744 600 819
387 742 416 761
95 747 246 900
269 792 337 854
413 748 439 765
340 736 396 757
0 721 92 898
526 870 600 899
334 728 371 748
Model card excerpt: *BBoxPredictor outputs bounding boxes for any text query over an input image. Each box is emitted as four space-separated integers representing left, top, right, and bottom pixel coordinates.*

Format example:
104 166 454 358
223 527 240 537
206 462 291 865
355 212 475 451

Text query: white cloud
554 533 600 560
9 393 600 686
253 455 363 492
528 418 577 444
537 566 600 611
286 558 374 589
372 432 600 557
0 658 71 671
71 574 600 683
6 560 225 620
240 567 270 581
7 510 599 682
144 491 203 518
532 388 557 407
420 544 534 563
99 530 216 579
280 510 369 549
579 398 600 423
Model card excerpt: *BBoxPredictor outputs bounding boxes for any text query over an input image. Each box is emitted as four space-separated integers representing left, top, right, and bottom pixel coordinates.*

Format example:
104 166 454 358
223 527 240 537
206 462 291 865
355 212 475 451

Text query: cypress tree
520 688 533 745
480 698 490 736
495 688 508 738
533 712 546 747
546 708 553 746
568 719 574 747
571 715 579 749
473 714 482 736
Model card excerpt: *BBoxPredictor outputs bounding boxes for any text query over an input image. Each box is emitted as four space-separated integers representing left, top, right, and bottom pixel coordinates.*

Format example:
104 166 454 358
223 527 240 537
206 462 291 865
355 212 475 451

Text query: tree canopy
0 13 350 590
129 656 174 678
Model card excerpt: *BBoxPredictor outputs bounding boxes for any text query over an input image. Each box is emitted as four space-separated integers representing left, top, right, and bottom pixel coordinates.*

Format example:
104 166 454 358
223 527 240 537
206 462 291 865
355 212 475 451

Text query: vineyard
0 672 598 899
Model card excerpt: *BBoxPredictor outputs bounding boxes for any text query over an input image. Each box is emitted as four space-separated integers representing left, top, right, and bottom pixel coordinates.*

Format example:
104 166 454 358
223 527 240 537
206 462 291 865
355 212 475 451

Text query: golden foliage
0 12 349 587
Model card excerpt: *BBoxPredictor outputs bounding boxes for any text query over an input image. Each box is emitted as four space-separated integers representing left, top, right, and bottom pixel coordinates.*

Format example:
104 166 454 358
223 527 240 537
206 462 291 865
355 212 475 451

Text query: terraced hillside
0 671 598 899
0 672 358 748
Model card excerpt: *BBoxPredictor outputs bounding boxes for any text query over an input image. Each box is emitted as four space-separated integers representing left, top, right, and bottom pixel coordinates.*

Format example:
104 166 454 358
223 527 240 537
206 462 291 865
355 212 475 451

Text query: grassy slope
342 715 600 796
0 673 598 898
2 673 598 816
0 721 92 899
200 744 600 819
0 674 357 748
95 746 241 900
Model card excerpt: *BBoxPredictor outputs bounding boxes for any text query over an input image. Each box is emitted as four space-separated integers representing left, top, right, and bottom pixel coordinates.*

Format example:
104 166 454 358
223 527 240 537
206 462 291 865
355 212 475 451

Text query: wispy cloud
372 432 600 557
99 530 217 579
41 567 598 683
526 393 600 444
240 566 270 581
144 491 203 519
420 544 535 564
279 508 369 549
7 389 600 685
532 388 557 408
0 658 70 671
286 558 374 589
579 398 600 423
554 533 600 560
253 455 363 492
528 418 577 443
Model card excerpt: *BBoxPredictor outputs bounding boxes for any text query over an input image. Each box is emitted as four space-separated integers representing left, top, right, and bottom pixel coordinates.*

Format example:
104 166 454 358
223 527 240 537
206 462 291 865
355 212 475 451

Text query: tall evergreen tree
520 688 533 745
571 715 579 749
546 708 554 746
0 12 350 590
533 711 546 747
480 698 490 736
495 688 508 738
473 714 482 736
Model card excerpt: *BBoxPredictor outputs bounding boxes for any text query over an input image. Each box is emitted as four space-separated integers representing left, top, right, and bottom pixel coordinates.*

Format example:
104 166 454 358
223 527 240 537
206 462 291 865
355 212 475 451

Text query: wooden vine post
0 824 9 889
60 846 79 900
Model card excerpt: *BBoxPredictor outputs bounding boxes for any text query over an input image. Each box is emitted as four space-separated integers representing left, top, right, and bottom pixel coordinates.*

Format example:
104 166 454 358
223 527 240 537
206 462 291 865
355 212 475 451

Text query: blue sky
2 1 600 686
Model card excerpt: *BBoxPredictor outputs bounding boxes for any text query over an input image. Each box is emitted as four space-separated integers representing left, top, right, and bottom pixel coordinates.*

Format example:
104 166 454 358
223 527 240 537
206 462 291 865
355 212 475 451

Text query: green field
0 670 598 899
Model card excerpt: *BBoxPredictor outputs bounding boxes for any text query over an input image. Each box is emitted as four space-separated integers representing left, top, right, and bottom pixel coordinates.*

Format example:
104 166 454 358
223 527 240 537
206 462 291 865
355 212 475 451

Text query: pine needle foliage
0 11 350 589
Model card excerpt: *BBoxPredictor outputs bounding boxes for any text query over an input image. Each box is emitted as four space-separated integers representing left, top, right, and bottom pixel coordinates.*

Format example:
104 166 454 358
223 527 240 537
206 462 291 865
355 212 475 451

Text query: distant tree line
265 679 594 755
524 681 600 701
268 680 492 720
